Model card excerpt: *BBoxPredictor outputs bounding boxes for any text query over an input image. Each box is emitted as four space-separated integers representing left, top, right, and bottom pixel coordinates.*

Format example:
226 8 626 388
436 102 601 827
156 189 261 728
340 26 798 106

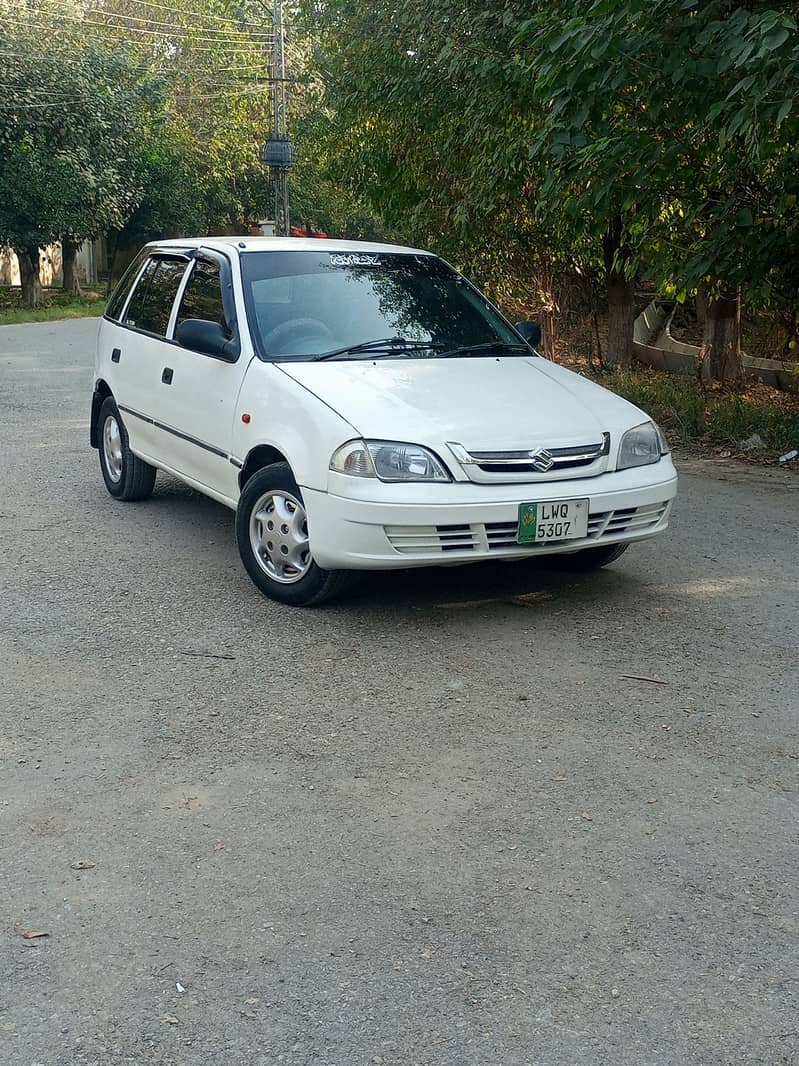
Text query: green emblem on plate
518 503 538 543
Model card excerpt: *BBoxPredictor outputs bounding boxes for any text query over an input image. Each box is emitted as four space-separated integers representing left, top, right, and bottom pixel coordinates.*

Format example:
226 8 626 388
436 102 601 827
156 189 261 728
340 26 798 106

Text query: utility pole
260 0 291 236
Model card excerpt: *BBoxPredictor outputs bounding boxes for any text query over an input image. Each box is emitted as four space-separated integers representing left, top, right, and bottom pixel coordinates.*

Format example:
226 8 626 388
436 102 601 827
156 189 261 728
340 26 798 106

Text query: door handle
161 367 173 385
111 348 121 363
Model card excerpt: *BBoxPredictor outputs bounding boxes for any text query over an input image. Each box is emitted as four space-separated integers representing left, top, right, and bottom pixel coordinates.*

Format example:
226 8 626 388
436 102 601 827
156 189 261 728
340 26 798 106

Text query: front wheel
235 463 352 606
97 397 157 501
551 542 629 572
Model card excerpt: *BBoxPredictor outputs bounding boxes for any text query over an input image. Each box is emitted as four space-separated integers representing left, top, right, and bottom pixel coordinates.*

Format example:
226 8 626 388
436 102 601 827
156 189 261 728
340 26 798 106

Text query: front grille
470 440 606 474
383 501 670 557
449 434 611 482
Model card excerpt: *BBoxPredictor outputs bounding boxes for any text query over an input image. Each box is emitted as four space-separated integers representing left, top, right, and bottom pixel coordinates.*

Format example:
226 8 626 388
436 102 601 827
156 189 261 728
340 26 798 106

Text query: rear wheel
236 462 352 606
97 397 156 501
551 542 629 572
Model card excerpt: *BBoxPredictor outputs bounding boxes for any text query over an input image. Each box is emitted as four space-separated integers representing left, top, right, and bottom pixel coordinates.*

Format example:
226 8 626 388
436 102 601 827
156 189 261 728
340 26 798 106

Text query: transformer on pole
268 0 291 237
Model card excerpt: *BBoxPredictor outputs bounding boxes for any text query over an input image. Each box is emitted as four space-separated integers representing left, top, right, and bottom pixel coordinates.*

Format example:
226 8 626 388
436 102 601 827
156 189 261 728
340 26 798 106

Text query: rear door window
105 250 148 321
123 257 188 337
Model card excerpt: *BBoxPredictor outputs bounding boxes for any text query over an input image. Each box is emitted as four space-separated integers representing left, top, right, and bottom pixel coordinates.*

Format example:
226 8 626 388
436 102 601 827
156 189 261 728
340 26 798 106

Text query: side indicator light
241 413 251 424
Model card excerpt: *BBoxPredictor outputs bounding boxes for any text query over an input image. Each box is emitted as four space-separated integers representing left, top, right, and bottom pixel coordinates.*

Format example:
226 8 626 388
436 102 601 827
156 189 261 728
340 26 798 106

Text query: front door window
175 258 230 336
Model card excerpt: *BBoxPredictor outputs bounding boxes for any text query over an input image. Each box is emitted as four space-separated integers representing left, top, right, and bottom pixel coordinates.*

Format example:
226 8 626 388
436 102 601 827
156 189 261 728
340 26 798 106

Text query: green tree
93 0 276 236
306 0 799 381
503 1 799 380
0 10 166 304
302 0 642 360
0 0 280 301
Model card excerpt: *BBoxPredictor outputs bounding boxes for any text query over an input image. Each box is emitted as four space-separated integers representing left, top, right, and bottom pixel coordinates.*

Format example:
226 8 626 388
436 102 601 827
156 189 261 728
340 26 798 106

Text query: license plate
518 499 589 544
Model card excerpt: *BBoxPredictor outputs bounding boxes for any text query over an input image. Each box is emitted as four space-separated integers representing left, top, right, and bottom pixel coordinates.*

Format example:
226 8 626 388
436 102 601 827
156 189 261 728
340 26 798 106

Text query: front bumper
303 459 678 571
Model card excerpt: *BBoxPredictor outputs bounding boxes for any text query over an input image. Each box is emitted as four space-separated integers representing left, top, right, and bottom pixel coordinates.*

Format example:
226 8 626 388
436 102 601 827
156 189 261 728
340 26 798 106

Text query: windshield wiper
436 341 532 359
314 336 444 361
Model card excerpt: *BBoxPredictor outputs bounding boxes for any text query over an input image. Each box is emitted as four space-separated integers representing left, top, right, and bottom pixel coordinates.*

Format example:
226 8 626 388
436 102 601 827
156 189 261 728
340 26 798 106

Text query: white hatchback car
91 237 677 605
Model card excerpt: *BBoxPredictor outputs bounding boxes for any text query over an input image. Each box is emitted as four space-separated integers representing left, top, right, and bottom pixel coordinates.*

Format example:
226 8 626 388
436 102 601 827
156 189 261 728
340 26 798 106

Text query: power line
2 12 275 45
0 96 271 109
18 0 273 33
0 83 283 99
0 41 301 68
75 7 275 40
0 32 274 55
0 47 269 67
90 0 274 29
0 81 281 101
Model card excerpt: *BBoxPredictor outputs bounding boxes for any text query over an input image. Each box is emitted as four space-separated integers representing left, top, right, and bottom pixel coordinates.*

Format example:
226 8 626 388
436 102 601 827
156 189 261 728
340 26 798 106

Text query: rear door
108 252 192 462
144 250 250 502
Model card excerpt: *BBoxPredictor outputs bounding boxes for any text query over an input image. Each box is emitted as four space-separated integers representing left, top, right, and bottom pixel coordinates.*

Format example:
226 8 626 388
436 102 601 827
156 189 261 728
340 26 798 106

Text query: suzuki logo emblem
528 447 554 472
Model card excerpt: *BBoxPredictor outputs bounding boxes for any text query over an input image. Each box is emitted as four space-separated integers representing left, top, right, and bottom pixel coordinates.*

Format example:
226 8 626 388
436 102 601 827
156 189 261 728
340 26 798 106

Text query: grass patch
590 365 799 455
0 290 106 325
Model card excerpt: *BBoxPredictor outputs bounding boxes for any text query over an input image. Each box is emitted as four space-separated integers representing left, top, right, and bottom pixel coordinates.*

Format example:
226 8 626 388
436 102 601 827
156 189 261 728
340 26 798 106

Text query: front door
145 252 251 503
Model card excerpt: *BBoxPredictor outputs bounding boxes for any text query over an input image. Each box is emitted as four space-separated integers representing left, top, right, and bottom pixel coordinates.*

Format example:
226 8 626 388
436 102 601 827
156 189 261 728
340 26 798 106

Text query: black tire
551 541 629 572
97 396 157 501
235 462 353 606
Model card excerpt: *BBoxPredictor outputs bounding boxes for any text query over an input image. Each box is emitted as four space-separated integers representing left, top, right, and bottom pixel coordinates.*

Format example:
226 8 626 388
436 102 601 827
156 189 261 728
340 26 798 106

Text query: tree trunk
534 265 557 360
606 274 635 366
695 281 708 327
106 231 119 297
781 308 798 360
17 247 42 308
701 292 742 384
603 213 635 367
62 239 82 296
592 310 604 368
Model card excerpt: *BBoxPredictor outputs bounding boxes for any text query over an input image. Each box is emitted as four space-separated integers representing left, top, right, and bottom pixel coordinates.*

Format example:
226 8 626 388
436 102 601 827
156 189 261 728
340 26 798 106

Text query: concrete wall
633 298 799 392
633 299 698 374
0 240 100 287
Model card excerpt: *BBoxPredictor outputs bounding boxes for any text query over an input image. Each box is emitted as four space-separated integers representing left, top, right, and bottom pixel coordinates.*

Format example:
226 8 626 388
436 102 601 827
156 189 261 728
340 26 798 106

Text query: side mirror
176 318 238 362
515 320 542 348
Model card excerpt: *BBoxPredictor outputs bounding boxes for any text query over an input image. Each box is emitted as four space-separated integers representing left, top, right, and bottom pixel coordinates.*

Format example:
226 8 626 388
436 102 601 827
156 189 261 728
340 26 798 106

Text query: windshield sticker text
329 253 382 267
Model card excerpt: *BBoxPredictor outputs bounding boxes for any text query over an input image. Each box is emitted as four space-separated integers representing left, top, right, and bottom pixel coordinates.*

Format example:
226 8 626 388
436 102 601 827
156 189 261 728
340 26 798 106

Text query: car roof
147 236 431 256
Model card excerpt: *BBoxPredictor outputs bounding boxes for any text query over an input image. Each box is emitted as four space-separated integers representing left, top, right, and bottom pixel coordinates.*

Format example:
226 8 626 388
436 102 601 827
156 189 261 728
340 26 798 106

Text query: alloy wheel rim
103 414 124 483
249 489 311 584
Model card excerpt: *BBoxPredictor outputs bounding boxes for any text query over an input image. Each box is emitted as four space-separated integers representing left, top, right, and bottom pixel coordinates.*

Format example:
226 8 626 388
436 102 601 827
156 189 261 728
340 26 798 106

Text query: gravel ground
1 319 797 1066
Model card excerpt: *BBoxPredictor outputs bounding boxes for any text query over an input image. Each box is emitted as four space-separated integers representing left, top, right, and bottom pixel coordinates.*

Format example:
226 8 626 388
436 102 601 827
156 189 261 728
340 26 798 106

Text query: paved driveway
1 319 797 1066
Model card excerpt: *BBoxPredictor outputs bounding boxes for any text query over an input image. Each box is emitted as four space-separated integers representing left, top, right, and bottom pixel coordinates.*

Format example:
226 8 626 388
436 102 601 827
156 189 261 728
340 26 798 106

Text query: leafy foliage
516 1 799 301
0 12 165 253
0 0 279 269
594 365 799 452
302 0 799 378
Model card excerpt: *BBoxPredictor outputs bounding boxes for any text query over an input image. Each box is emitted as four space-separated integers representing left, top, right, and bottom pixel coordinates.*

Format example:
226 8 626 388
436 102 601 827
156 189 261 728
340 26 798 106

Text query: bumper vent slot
384 524 479 554
383 501 670 558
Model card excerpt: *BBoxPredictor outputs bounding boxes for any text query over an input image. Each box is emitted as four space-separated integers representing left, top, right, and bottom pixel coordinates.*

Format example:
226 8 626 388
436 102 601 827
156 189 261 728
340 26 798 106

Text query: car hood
278 356 647 449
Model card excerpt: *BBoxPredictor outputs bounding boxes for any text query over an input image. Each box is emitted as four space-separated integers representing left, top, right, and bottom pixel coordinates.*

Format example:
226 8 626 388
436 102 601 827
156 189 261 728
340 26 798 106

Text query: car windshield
240 250 522 360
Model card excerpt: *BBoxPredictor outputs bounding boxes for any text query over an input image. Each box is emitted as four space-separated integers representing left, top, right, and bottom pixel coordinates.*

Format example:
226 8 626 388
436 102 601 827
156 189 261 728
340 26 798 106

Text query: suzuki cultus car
90 238 677 605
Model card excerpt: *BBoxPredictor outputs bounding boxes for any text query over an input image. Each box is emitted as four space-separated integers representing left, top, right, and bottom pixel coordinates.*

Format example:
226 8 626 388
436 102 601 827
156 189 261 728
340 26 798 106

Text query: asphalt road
1 319 797 1066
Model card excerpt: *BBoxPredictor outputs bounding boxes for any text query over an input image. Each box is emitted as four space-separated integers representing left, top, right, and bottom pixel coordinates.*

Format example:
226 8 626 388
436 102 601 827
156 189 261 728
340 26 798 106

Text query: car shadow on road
343 556 640 613
142 475 645 615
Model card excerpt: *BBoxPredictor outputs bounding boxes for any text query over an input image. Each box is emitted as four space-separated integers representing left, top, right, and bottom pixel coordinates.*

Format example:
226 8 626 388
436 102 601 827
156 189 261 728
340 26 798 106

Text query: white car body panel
277 355 647 460
92 235 678 575
231 361 359 492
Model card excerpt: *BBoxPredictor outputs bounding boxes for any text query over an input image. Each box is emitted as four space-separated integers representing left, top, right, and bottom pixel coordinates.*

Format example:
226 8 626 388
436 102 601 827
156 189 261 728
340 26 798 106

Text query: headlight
330 439 451 482
617 421 665 470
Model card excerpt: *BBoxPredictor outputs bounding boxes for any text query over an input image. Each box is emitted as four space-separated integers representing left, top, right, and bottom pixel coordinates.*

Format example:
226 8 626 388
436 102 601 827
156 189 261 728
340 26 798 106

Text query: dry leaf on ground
14 924 49 939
